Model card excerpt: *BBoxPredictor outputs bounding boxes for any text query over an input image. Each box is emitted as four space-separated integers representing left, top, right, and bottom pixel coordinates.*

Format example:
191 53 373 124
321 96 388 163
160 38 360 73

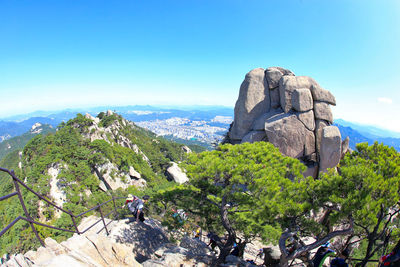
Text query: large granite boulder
229 68 270 141
227 67 345 178
264 113 315 159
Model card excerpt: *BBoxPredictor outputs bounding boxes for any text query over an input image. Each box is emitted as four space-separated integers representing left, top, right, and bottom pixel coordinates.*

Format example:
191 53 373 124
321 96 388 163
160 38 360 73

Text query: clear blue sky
1 0 400 132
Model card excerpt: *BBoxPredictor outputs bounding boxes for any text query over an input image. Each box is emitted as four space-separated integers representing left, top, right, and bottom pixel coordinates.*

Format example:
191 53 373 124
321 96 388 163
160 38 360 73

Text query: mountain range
0 106 399 155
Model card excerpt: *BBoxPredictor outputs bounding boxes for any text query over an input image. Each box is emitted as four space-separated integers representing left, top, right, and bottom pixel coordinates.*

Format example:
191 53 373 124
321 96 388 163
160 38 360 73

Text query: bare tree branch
280 219 354 262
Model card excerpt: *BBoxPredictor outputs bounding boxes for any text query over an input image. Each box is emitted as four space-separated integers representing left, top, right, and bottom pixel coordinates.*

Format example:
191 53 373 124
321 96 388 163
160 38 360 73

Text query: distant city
136 116 232 145
0 105 399 153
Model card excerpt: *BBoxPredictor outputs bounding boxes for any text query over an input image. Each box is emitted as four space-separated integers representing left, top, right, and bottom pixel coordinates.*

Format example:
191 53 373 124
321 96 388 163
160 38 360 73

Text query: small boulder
129 166 141 179
279 76 319 113
291 88 313 112
314 102 333 123
265 67 295 89
310 84 336 105
166 162 189 184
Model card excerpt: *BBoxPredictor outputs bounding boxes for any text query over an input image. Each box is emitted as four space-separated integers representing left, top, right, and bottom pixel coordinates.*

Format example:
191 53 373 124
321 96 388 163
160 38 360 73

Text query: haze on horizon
1 0 400 133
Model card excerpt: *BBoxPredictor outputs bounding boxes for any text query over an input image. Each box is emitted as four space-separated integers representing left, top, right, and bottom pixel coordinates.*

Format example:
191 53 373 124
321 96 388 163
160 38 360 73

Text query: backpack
128 198 139 213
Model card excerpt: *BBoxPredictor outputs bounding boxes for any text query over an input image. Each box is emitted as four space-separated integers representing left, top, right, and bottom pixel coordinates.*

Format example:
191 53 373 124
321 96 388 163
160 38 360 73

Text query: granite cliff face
227 67 348 177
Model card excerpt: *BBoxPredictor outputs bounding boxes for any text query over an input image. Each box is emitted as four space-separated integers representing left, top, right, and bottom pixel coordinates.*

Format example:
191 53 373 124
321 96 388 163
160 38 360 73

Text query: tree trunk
237 241 247 258
215 195 236 266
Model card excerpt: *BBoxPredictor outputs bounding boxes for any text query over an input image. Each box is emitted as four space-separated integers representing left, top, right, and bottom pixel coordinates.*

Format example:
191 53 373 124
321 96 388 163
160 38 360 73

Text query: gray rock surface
319 126 342 171
166 162 189 184
230 68 270 140
310 84 336 105
251 108 283 131
296 110 315 131
15 230 141 267
265 67 295 89
341 136 350 159
241 131 266 143
270 87 281 109
228 67 344 177
264 113 315 158
279 76 318 113
314 101 333 123
315 119 329 153
292 88 313 112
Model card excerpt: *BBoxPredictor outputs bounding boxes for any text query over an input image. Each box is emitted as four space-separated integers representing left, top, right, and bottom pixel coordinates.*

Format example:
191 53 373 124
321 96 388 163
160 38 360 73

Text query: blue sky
1 0 400 132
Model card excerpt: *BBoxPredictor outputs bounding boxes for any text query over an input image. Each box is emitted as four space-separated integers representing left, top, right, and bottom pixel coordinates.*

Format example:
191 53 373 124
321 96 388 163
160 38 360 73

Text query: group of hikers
122 194 400 266
310 240 400 267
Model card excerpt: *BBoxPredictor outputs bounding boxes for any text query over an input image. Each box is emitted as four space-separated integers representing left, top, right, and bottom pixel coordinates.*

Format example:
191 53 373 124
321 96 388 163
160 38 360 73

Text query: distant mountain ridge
335 118 400 139
336 123 400 151
0 123 55 161
1 106 399 152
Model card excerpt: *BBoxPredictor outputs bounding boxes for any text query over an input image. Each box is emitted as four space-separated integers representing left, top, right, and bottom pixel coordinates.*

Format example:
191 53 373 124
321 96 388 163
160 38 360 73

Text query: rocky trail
1 216 268 267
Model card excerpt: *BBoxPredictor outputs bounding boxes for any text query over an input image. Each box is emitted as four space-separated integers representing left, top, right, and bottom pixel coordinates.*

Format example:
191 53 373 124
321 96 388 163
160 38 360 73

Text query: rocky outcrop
84 113 150 165
94 161 147 191
228 67 344 177
30 123 43 134
48 164 67 219
1 215 270 267
230 68 271 141
166 162 189 184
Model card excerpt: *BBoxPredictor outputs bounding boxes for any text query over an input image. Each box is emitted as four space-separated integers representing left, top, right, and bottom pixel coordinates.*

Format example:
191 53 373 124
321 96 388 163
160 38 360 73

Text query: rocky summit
0 216 263 267
227 67 349 177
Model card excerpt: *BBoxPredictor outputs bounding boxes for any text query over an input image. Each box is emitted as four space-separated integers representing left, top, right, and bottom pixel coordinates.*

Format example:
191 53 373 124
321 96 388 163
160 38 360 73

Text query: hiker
331 248 349 267
207 232 220 252
123 194 138 208
380 239 400 266
312 242 335 267
194 226 201 240
230 242 240 257
172 208 187 224
124 194 150 223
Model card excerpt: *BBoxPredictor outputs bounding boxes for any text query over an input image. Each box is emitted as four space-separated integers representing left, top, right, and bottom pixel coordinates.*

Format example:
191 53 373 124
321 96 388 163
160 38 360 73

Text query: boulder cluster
227 67 349 177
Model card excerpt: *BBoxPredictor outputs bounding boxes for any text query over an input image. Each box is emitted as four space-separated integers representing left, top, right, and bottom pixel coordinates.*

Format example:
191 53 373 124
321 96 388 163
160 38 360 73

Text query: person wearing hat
123 194 137 208
124 194 150 223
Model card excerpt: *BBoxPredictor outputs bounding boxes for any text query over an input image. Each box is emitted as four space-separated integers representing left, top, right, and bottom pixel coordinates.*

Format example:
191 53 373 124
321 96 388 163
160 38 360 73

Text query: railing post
11 170 45 247
112 196 117 212
111 196 118 219
69 213 80 234
98 205 109 236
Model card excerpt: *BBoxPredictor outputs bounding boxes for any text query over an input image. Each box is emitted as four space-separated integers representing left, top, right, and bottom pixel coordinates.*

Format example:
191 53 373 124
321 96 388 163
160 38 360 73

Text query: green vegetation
317 142 400 266
1 110 399 267
0 112 187 255
0 124 55 161
153 141 400 266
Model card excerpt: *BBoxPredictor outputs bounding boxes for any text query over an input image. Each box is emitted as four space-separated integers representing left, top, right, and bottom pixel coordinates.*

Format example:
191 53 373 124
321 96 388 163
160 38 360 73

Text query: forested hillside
0 111 188 254
0 124 55 161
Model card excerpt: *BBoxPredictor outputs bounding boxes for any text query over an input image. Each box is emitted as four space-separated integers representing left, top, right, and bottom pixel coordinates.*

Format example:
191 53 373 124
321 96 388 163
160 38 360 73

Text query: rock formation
1 214 267 267
166 162 189 184
227 67 343 177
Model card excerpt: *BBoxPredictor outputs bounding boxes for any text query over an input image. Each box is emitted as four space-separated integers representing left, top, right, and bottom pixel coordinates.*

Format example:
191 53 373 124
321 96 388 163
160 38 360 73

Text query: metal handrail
0 167 124 248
